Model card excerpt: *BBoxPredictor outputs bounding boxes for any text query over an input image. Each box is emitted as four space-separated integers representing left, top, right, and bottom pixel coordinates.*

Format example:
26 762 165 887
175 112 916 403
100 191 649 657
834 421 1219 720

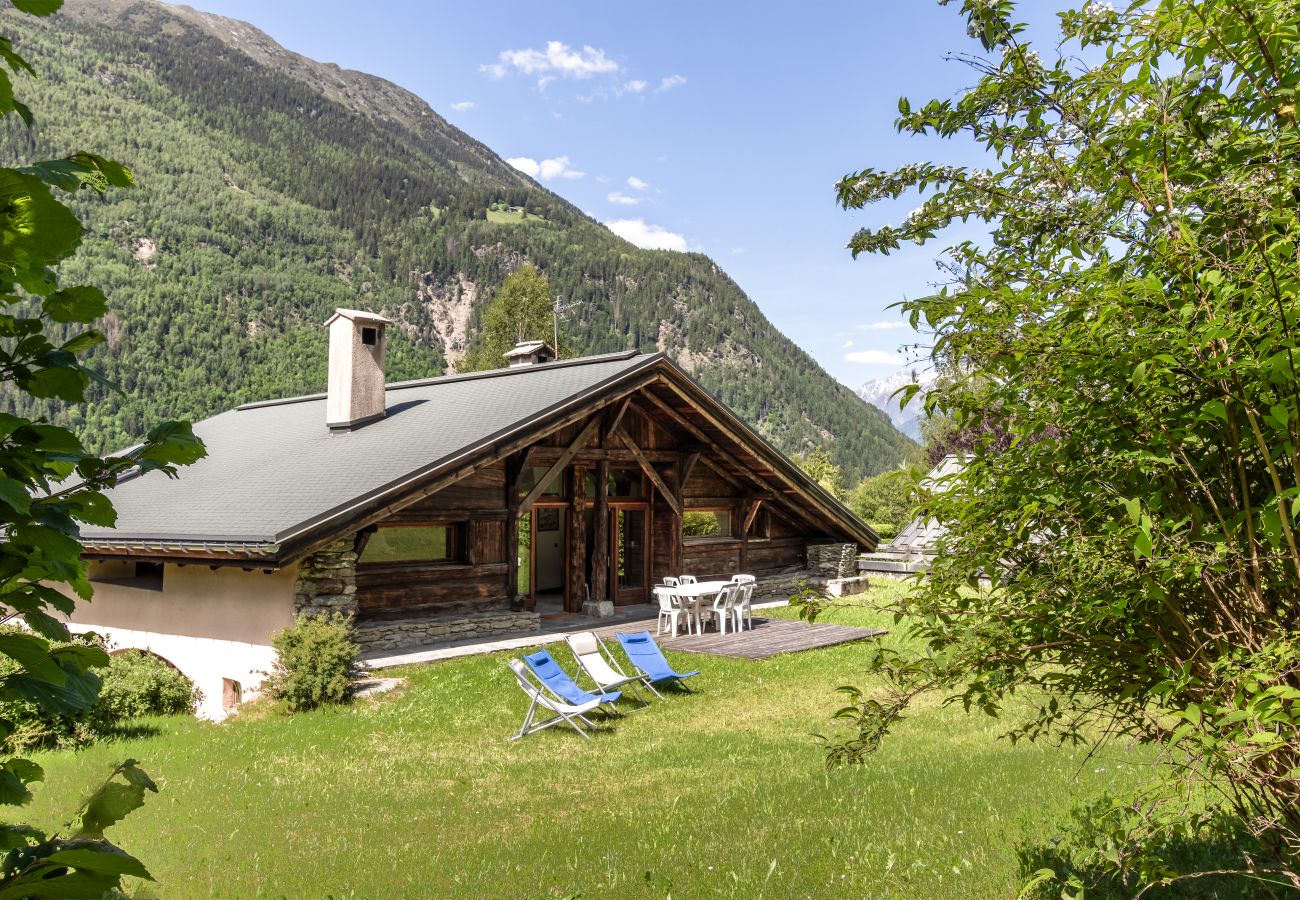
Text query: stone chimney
503 340 556 368
324 308 391 430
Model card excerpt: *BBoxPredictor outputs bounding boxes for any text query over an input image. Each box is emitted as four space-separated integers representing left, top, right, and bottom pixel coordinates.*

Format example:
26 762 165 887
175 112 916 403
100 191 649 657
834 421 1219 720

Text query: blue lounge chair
614 631 699 697
523 648 622 712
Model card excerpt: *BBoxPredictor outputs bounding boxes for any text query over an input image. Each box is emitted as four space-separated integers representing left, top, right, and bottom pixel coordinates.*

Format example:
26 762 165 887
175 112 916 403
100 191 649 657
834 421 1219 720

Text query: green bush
867 522 899 542
0 628 105 753
96 650 201 721
266 613 360 712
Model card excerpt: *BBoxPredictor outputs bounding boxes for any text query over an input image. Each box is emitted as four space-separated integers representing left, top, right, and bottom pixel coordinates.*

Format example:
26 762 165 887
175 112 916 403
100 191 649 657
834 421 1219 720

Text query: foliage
846 466 921 532
0 1 204 894
796 447 844 500
266 613 361 713
95 650 201 721
0 628 103 753
460 263 559 371
0 3 914 480
832 0 1300 889
681 510 722 537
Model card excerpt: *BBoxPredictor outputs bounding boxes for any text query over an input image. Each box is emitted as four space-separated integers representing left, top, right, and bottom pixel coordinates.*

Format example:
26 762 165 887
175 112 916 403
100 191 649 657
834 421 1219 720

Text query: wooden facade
350 378 847 622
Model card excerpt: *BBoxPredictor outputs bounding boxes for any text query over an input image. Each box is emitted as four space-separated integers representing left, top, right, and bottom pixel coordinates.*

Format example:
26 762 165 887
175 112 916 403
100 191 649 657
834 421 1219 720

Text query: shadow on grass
97 721 165 743
1017 810 1295 899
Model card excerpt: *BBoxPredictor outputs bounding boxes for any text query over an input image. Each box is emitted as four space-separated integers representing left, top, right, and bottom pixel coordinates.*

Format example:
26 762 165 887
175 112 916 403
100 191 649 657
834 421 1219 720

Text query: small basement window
359 525 460 564
361 326 378 346
89 560 164 591
683 509 732 540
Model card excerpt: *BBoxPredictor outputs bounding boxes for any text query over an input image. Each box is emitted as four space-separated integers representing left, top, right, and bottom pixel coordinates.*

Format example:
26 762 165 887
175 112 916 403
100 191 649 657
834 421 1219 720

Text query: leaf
0 758 43 806
45 844 152 881
23 365 87 402
0 632 63 683
41 286 107 324
0 478 31 516
10 0 64 15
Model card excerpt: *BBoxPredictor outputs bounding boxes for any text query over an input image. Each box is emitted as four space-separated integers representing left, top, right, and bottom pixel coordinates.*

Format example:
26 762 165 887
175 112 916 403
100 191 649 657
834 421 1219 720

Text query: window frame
681 507 736 542
357 522 466 566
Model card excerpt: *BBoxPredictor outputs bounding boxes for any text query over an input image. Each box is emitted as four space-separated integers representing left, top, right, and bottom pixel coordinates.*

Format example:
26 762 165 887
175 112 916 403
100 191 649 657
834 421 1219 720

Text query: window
359 525 459 564
361 326 378 346
683 509 732 539
518 465 566 499
608 469 644 498
90 560 164 591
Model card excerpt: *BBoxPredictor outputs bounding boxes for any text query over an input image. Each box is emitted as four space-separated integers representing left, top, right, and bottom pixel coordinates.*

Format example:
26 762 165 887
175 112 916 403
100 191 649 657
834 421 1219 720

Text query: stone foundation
293 539 359 617
806 543 858 579
353 610 540 652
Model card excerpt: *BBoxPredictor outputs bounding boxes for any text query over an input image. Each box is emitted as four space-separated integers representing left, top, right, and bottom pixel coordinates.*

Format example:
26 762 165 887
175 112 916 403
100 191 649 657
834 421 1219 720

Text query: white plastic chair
732 581 755 632
731 574 755 584
566 631 654 703
654 586 688 638
661 576 680 587
508 659 601 740
702 584 736 635
677 575 697 585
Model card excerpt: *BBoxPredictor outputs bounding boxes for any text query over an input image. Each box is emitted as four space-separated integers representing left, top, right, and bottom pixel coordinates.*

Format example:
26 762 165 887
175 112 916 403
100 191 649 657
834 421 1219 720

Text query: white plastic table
670 581 730 634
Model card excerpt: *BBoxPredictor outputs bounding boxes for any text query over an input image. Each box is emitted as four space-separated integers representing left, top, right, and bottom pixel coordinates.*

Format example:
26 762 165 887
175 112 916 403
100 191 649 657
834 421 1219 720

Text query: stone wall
806 543 858 579
292 539 359 617
353 610 540 653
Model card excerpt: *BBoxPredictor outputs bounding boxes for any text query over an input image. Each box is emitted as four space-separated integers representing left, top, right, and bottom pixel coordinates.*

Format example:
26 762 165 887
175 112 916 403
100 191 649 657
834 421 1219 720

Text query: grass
23 585 1159 898
486 202 546 225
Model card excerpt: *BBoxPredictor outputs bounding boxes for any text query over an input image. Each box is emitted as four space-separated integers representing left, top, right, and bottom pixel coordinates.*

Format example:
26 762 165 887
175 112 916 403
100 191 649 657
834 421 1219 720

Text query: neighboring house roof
871 454 965 559
82 351 875 564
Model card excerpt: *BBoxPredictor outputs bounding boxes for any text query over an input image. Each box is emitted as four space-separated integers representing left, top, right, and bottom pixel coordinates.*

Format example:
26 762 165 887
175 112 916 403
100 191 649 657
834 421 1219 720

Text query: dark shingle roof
82 351 656 551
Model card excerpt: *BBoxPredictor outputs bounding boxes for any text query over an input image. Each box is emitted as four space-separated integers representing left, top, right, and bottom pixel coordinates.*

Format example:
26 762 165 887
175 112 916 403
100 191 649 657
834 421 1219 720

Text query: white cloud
656 74 687 92
627 176 650 191
604 218 687 252
730 247 747 255
506 155 585 180
841 340 854 349
483 41 619 86
607 191 641 206
858 321 911 330
450 100 475 112
845 349 903 365
621 79 648 94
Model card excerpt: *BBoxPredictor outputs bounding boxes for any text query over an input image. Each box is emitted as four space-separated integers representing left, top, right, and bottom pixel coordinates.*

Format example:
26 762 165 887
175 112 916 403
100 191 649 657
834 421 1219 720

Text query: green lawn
25 586 1156 898
486 203 546 225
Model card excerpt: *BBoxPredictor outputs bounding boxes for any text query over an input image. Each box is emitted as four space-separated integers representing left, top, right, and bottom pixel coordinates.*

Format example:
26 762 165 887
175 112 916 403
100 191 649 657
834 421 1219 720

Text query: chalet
67 310 876 717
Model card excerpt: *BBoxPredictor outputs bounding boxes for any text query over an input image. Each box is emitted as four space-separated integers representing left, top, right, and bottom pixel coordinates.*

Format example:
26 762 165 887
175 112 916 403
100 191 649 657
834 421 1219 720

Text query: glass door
611 504 649 605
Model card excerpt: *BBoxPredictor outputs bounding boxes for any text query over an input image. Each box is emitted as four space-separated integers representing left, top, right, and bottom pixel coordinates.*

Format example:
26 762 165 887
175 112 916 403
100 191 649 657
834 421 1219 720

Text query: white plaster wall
62 562 299 721
67 625 276 721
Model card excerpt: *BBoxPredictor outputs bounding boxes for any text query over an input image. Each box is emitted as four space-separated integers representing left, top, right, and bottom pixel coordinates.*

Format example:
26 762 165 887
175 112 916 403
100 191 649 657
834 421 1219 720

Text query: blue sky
169 0 1060 390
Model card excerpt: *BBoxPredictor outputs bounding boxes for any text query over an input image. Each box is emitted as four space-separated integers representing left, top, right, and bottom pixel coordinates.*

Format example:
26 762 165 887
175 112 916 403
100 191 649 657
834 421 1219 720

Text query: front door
611 504 649 605
530 505 567 609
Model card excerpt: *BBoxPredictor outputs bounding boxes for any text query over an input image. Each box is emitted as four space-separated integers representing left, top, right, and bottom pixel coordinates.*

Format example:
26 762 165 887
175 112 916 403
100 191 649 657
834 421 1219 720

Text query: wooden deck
595 615 885 660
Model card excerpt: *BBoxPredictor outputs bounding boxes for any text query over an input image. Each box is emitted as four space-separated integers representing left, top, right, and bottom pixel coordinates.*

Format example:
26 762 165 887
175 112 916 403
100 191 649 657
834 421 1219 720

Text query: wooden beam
605 398 631 446
636 393 757 492
517 416 600 517
568 465 587 613
591 460 610 602
652 378 843 537
613 423 681 517
504 450 526 609
680 451 701 489
744 497 765 533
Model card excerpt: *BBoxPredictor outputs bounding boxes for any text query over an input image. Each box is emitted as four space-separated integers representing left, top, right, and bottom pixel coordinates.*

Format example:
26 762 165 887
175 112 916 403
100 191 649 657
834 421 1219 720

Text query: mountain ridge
0 0 916 478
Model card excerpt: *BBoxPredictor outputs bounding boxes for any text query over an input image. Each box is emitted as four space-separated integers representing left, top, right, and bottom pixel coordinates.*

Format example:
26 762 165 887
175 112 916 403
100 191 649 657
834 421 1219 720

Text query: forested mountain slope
0 0 915 478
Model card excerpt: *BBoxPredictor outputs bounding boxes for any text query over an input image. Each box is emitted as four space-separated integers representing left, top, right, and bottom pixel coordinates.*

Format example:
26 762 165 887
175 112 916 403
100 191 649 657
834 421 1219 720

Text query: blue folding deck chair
523 648 622 713
614 631 699 698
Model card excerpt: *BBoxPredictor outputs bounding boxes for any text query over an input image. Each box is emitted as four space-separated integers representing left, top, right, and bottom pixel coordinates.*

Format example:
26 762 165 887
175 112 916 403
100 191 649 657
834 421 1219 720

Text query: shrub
96 650 201 721
266 613 360 712
0 628 105 753
867 522 898 542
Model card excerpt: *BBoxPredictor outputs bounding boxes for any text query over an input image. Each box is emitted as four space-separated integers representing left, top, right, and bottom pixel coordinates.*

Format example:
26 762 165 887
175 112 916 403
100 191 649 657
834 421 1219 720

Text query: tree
819 0 1300 890
846 466 921 536
460 263 558 371
796 447 843 500
0 1 203 893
